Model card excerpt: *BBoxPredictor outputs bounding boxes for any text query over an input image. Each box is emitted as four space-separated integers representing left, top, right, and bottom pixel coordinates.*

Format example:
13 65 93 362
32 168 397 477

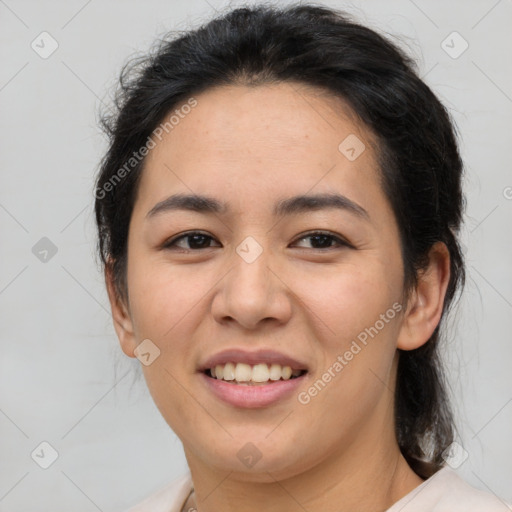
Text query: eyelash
162 230 351 252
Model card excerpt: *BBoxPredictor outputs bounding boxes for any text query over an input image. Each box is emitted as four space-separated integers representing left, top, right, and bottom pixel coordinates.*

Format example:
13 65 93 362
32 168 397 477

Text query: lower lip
199 372 307 408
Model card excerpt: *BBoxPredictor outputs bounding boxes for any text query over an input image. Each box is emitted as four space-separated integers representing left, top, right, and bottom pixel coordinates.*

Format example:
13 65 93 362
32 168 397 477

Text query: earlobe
397 242 451 351
104 264 137 358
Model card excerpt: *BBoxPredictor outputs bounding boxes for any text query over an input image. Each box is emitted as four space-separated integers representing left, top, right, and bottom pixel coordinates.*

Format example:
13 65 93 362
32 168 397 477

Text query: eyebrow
146 192 370 221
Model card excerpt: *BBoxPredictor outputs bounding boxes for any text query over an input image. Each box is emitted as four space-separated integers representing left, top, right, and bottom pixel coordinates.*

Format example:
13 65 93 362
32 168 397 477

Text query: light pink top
125 466 510 511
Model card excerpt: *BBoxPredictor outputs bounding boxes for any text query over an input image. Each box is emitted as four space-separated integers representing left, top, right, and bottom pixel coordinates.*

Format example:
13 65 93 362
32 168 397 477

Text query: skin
106 81 451 512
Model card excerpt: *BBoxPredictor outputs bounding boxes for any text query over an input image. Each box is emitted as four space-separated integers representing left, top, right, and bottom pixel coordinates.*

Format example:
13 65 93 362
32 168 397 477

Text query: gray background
0 0 511 510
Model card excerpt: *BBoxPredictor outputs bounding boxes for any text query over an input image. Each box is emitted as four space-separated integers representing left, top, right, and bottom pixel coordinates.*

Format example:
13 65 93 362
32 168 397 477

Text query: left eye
292 231 349 250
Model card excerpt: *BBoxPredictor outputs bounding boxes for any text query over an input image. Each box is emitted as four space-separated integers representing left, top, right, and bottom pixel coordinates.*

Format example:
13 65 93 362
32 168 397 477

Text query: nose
211 243 293 330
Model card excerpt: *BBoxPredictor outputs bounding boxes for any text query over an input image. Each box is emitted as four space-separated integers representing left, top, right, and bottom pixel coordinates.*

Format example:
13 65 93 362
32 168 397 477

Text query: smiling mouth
203 362 308 386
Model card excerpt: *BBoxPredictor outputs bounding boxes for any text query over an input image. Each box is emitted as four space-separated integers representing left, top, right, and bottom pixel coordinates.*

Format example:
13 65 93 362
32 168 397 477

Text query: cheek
296 259 403 402
128 260 207 433
296 261 402 342
293 269 401 443
126 254 204 339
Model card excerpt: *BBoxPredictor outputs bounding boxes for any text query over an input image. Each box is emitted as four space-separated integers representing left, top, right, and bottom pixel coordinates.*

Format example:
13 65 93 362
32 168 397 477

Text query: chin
195 440 311 481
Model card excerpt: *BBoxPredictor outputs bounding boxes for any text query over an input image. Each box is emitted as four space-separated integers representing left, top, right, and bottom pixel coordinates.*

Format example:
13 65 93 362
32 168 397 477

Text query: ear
397 241 451 351
104 262 137 358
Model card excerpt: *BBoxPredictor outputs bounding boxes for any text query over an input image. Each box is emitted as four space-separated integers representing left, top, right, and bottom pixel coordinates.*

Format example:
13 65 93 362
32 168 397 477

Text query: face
115 82 410 481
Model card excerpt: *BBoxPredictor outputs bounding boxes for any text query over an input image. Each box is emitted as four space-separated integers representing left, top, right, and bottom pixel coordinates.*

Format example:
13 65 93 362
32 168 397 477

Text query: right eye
163 231 221 252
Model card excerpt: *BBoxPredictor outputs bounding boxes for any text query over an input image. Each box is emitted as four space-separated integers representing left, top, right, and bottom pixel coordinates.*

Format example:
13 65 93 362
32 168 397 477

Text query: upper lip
198 348 309 372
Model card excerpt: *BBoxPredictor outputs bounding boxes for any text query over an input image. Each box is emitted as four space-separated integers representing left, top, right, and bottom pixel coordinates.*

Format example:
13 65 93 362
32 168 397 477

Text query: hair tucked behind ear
94 3 465 478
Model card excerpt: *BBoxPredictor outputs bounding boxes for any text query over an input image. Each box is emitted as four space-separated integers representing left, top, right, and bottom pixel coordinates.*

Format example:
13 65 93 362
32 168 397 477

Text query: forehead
137 82 381 215
154 82 369 154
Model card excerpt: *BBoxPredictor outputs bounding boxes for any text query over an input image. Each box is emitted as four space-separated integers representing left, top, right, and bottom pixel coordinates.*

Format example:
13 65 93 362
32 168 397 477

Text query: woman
94 3 509 511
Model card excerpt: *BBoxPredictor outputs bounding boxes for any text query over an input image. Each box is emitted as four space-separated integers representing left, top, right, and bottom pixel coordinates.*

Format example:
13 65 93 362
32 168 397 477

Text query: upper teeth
210 362 303 382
